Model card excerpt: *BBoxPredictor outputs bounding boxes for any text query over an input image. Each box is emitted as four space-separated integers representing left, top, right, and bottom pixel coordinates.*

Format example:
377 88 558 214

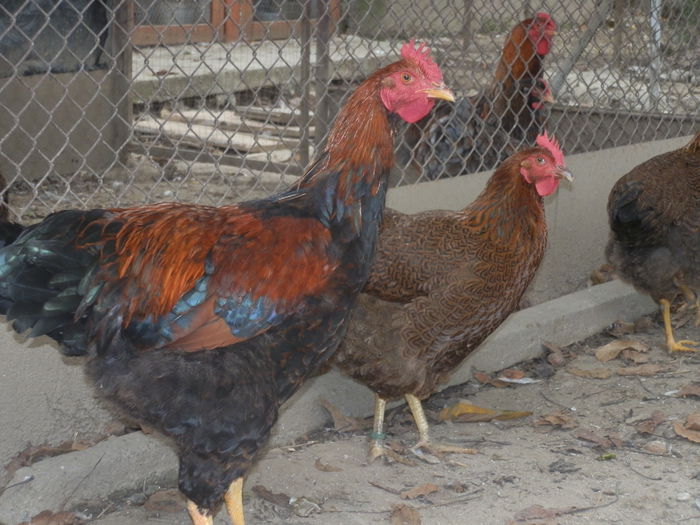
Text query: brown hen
606 132 700 353
334 133 572 460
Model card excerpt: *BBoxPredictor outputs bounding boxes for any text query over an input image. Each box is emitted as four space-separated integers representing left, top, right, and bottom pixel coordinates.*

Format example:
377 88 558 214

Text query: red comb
400 40 443 82
536 132 565 166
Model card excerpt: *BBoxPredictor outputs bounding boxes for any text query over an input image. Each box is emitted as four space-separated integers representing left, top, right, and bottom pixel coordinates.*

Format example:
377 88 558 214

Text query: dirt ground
35 306 695 525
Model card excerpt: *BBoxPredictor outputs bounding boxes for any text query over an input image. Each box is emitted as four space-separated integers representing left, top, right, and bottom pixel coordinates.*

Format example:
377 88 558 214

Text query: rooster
333 133 572 460
410 13 557 180
0 42 453 525
606 132 700 353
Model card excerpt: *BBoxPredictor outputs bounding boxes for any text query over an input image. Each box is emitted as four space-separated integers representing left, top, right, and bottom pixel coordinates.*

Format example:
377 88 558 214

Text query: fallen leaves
473 371 508 388
390 503 421 525
535 411 578 429
574 430 622 449
439 401 531 422
511 504 573 522
314 458 343 472
642 440 668 455
400 483 440 500
677 382 700 398
615 363 666 376
633 410 666 435
594 339 649 362
674 413 700 444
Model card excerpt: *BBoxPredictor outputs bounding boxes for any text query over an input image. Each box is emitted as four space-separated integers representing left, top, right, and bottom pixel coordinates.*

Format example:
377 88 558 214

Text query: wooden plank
167 109 314 139
133 117 287 153
127 142 305 176
234 105 311 127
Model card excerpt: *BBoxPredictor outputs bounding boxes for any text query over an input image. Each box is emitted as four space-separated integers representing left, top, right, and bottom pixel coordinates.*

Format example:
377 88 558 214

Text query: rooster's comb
536 132 565 166
401 40 443 82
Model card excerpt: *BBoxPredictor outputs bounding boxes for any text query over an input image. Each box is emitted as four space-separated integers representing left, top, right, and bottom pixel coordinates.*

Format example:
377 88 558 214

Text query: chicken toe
661 299 699 352
405 394 477 458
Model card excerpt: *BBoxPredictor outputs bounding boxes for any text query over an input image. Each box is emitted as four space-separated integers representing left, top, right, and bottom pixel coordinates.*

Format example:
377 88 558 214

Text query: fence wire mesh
0 0 697 222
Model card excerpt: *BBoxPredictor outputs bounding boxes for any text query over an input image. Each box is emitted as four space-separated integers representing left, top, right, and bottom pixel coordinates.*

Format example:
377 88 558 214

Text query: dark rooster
410 13 557 180
0 42 453 525
334 133 572 460
606 132 700 353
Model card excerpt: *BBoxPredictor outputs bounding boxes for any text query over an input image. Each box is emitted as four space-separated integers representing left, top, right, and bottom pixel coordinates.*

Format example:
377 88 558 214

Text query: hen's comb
401 40 443 82
536 132 565 166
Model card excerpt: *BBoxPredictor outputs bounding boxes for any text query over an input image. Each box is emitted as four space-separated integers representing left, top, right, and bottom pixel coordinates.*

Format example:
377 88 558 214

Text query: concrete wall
0 135 690 477
0 69 126 183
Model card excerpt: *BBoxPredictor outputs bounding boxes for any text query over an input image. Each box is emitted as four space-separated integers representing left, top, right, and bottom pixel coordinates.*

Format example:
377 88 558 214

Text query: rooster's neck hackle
322 74 394 199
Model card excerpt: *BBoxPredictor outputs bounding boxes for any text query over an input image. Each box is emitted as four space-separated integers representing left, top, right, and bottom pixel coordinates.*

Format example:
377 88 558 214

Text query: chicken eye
401 73 413 83
536 156 545 164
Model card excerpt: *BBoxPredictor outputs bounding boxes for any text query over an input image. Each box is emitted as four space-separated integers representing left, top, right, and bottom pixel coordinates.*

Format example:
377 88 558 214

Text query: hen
334 133 572 460
0 42 453 525
410 13 557 180
606 132 700 353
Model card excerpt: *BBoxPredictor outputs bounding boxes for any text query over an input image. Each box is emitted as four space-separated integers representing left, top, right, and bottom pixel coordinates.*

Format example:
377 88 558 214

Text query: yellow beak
422 85 455 102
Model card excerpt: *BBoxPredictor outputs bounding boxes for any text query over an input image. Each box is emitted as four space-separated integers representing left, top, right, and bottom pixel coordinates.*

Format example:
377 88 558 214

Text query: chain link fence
0 0 697 222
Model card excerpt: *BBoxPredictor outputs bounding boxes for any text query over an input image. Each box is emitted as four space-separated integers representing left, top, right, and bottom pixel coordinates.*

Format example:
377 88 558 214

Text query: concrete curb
0 280 656 522
0 432 178 525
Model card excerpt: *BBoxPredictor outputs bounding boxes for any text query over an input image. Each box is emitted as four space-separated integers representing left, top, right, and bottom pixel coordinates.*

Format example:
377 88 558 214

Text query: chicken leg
368 396 388 462
660 298 699 352
186 501 214 525
405 394 477 457
224 477 245 525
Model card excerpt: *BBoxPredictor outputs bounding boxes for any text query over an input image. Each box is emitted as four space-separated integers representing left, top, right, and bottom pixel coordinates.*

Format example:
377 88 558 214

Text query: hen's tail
685 131 700 153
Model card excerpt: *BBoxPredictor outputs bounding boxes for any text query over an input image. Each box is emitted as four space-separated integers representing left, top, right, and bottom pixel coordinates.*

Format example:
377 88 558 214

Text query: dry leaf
500 369 525 379
543 341 566 367
677 383 700 398
473 371 508 388
635 411 666 434
400 483 439 500
318 398 371 432
687 414 700 431
143 489 185 513
252 485 291 508
567 367 612 379
607 319 635 336
439 401 531 422
594 339 649 362
390 503 421 525
535 411 578 429
674 417 700 443
621 349 649 364
642 440 667 455
615 364 665 376
575 430 621 449
314 458 343 472
512 504 574 521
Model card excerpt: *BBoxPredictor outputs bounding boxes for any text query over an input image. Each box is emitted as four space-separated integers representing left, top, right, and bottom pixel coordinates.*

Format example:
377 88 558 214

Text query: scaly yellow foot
661 298 699 353
405 394 477 459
